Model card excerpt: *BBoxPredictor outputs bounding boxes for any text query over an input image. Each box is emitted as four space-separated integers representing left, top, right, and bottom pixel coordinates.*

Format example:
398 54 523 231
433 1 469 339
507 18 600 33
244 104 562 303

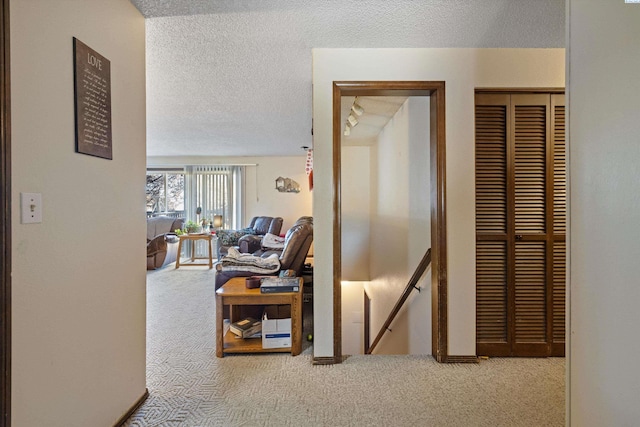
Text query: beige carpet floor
124 267 565 427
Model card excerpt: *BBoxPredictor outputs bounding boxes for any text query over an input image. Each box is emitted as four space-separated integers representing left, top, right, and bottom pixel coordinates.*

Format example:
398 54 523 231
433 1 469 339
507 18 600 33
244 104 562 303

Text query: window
146 168 185 218
190 165 243 229
146 165 244 228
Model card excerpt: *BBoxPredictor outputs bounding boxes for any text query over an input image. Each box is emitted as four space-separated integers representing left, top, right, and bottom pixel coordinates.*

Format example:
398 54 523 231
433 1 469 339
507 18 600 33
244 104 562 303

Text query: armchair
215 216 313 289
216 216 283 260
147 216 185 270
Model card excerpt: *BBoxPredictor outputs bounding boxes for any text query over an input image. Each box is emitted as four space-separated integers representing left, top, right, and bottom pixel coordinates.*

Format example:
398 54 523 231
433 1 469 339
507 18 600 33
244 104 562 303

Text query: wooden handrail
366 248 432 354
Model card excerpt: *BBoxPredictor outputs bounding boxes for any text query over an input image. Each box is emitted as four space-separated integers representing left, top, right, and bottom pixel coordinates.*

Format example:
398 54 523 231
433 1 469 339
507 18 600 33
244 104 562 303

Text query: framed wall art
73 37 112 159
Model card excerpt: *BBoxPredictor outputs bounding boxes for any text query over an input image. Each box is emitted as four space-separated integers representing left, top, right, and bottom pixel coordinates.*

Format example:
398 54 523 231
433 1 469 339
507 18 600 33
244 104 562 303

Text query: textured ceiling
131 0 565 157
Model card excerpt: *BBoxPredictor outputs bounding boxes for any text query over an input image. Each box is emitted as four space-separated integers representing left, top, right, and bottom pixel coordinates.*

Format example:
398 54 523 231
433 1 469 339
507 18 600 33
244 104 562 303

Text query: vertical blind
189 165 243 230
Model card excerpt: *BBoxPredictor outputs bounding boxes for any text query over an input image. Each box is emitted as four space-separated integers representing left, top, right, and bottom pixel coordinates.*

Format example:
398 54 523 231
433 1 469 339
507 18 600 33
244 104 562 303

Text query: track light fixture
351 100 364 116
343 98 365 137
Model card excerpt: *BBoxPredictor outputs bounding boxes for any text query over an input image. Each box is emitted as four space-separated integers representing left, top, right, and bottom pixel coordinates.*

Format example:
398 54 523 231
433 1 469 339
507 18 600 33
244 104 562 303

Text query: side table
216 277 303 357
175 233 214 269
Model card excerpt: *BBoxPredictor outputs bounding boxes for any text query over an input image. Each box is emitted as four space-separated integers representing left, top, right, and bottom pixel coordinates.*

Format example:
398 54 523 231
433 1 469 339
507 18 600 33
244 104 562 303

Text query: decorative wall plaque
275 176 300 193
73 37 112 159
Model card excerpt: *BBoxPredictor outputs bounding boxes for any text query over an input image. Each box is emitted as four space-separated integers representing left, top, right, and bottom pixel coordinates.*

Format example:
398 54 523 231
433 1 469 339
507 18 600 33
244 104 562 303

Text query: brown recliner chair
147 216 185 270
216 216 283 260
214 216 313 289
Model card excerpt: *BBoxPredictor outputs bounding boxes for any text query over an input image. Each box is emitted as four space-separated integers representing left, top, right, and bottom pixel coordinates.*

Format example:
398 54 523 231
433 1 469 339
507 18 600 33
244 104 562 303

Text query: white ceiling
341 96 408 146
130 0 565 157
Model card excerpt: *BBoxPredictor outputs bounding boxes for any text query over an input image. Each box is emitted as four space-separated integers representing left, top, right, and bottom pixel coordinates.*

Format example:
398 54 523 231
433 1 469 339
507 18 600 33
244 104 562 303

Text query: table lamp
213 215 223 230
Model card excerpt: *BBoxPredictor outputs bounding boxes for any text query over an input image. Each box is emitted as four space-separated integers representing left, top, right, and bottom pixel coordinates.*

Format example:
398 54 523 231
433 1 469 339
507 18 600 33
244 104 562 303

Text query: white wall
312 48 565 358
11 0 146 425
568 1 640 425
341 146 370 280
341 281 365 355
366 98 431 354
339 145 371 355
147 156 313 231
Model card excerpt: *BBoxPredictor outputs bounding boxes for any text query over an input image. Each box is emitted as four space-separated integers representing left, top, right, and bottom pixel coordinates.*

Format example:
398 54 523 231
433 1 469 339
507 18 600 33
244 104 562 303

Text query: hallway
124 268 564 426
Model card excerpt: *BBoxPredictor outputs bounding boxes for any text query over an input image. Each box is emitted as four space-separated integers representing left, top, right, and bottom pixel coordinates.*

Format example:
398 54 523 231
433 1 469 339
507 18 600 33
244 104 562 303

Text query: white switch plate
21 193 42 224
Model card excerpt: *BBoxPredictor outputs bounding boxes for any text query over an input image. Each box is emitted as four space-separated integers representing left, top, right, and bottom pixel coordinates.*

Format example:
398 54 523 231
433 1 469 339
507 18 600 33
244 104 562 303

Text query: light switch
21 193 42 224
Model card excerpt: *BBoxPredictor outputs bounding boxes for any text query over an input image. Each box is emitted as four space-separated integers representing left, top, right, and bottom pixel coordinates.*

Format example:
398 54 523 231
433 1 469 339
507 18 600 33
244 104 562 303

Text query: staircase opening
332 81 448 362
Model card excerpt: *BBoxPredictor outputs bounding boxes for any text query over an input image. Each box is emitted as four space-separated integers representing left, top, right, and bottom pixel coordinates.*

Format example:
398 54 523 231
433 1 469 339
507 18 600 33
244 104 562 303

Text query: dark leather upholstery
250 216 283 235
147 216 185 270
217 216 283 259
214 216 313 289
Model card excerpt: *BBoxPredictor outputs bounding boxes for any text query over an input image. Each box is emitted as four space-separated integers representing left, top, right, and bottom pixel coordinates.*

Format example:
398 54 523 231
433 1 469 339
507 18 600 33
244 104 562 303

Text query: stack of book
259 277 300 293
229 317 262 338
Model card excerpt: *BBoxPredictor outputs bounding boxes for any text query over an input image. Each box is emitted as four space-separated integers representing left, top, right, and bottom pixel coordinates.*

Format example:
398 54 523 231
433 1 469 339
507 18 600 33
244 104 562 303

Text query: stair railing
366 248 432 354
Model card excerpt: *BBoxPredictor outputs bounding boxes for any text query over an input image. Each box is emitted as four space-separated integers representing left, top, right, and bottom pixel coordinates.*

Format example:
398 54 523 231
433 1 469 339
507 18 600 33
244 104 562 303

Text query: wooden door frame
0 0 10 424
331 81 449 362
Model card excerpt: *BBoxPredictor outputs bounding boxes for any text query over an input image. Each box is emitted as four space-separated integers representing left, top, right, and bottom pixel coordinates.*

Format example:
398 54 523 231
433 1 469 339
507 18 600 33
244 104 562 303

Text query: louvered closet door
511 94 550 357
475 93 511 356
475 92 566 357
550 94 566 356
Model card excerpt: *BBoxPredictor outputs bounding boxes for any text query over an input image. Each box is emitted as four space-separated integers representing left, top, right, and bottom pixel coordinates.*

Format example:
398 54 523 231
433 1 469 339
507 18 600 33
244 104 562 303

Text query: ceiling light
344 122 352 136
347 114 358 127
351 101 364 116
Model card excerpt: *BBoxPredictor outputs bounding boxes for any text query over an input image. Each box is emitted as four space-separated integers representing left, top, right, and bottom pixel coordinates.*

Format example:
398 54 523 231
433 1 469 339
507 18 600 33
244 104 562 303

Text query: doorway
331 81 449 362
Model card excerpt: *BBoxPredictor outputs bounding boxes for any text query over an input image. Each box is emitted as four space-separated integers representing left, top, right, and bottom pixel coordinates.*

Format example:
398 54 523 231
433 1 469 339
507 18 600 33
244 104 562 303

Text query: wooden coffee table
216 277 303 357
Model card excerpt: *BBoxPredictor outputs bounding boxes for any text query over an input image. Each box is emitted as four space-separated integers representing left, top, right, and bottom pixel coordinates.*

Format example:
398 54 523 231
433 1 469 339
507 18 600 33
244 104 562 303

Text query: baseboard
444 355 479 364
114 388 149 426
312 356 339 365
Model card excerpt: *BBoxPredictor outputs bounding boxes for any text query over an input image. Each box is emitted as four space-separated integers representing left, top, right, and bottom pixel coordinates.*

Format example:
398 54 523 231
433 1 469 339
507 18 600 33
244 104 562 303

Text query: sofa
215 216 313 289
216 216 283 260
147 216 185 270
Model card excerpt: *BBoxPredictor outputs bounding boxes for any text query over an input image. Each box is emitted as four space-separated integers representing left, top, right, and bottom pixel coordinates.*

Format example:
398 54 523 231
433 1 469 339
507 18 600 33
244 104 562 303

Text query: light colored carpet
124 268 565 427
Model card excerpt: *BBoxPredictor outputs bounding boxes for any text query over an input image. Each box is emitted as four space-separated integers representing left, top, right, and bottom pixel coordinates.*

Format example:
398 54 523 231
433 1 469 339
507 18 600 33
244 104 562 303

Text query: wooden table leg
175 237 183 268
208 237 213 269
216 295 224 358
291 292 302 356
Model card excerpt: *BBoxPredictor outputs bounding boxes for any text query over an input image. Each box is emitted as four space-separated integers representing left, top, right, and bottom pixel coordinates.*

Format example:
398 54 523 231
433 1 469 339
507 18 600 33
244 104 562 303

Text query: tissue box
262 305 292 349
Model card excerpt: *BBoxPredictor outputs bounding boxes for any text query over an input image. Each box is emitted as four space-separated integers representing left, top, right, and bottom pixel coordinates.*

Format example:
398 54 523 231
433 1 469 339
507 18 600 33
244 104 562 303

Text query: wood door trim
331 82 342 361
332 81 448 362
476 88 565 94
114 389 149 426
0 0 10 423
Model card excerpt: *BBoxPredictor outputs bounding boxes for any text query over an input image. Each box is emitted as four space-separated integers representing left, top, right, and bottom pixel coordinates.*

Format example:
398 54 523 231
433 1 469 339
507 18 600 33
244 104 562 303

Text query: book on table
259 277 300 293
229 317 262 338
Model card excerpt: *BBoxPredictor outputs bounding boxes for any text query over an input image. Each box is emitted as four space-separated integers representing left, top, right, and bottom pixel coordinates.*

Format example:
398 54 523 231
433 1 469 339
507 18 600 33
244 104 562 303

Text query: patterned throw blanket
217 247 280 274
